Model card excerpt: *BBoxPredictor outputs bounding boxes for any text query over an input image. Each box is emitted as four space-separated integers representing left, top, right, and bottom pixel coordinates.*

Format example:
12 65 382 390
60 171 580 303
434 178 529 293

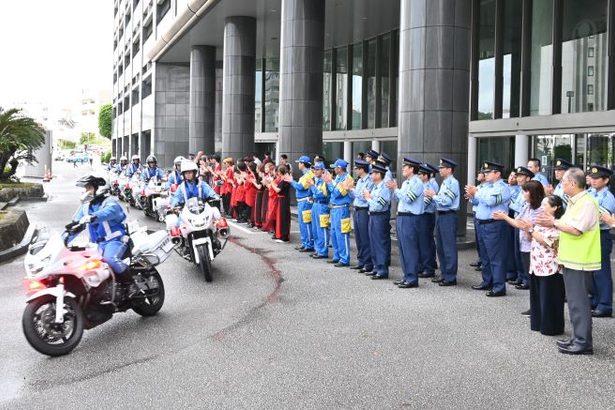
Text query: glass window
391 30 399 127
588 84 594 95
323 142 344 164
380 34 391 127
142 75 152 98
533 135 574 182
366 39 377 128
156 0 170 24
335 47 348 130
530 0 553 116
351 43 363 129
502 0 522 118
588 133 615 167
264 58 279 132
255 59 263 132
477 0 496 120
477 137 514 174
323 50 332 131
380 140 398 178
352 141 372 161
561 0 608 113
588 47 594 57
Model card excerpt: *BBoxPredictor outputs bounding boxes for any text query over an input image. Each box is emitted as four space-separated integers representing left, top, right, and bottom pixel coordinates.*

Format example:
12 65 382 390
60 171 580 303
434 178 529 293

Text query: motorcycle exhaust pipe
218 228 229 238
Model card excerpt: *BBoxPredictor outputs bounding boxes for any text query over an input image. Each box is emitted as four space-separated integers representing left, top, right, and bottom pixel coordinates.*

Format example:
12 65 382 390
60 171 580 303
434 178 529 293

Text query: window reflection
502 0 522 118
351 43 363 129
366 39 377 128
264 58 279 132
478 0 496 120
323 50 332 131
381 34 391 127
255 59 262 132
335 48 348 130
530 0 553 116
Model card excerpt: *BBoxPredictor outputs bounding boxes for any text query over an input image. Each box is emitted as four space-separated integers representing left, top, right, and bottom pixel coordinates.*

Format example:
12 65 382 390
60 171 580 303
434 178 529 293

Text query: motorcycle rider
106 156 118 172
118 156 129 174
127 154 143 178
142 155 165 183
172 160 220 210
71 175 129 278
166 156 185 190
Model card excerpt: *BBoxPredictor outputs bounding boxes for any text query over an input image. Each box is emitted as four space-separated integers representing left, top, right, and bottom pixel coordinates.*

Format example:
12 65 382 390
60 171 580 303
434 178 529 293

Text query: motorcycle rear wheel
22 295 84 357
132 270 165 316
197 244 213 282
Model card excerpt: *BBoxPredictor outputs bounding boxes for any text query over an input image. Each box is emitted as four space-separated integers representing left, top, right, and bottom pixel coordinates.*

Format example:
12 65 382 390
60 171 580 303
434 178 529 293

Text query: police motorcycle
165 162 229 282
22 209 172 357
142 176 168 221
118 171 135 206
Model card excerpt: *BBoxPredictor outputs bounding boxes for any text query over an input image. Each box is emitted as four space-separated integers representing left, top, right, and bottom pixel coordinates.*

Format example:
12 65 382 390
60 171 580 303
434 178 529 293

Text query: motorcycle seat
131 230 168 256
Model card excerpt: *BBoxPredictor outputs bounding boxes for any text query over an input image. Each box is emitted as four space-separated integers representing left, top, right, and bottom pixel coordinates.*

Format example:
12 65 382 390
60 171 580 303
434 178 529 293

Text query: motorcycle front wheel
196 244 213 282
22 295 84 357
132 269 165 316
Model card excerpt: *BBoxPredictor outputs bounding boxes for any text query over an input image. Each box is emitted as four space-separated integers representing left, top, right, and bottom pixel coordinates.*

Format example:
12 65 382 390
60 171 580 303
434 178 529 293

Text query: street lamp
566 90 574 113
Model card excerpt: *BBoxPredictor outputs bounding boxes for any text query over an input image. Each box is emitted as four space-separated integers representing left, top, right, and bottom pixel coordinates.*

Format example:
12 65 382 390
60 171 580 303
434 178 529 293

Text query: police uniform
127 162 143 178
471 161 512 296
507 166 535 287
326 159 354 266
417 164 437 277
432 158 460 285
310 162 331 259
553 158 574 208
171 179 219 207
393 157 425 287
377 152 394 182
167 169 184 189
291 155 315 252
532 171 550 187
588 165 615 316
349 160 374 272
366 164 391 278
506 175 523 282
142 166 165 183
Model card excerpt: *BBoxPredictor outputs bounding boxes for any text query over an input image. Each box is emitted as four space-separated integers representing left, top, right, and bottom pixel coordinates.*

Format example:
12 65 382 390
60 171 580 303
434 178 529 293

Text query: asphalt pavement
1 161 614 409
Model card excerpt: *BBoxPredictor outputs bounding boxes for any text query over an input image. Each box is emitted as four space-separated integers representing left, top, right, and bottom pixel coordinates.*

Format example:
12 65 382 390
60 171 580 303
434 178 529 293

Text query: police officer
507 166 534 289
324 159 354 267
364 149 380 166
587 164 615 317
424 158 460 286
377 152 394 182
528 157 550 188
106 156 118 172
387 157 424 288
142 155 165 183
309 162 330 259
291 155 315 253
417 164 437 278
72 175 129 278
553 158 574 207
465 161 512 296
171 161 220 207
364 163 391 279
348 159 374 272
127 154 143 178
166 156 185 189
118 156 129 174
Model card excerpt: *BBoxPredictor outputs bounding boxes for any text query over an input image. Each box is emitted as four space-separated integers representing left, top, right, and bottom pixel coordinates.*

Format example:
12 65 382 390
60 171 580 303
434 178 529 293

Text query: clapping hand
424 188 435 198
385 179 397 191
492 211 507 221
464 185 477 197
341 178 354 191
323 173 333 183
516 219 533 231
363 189 371 200
535 213 555 227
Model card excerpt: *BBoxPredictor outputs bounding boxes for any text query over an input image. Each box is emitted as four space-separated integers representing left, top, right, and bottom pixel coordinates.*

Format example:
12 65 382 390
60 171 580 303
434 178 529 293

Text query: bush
101 151 112 164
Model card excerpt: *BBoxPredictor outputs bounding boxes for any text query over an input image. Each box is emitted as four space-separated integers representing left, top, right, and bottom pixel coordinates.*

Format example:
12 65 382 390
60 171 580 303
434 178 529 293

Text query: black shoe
371 275 388 280
365 271 376 276
439 280 457 287
486 290 506 297
398 282 419 289
327 259 340 264
299 248 314 253
469 261 481 267
417 272 435 279
558 344 593 355
431 276 444 283
507 279 520 285
474 266 483 271
311 254 327 259
521 309 531 316
334 262 349 267
556 338 574 348
472 284 491 290
591 309 612 318
294 245 305 251
515 283 530 290
350 265 363 270
393 279 405 285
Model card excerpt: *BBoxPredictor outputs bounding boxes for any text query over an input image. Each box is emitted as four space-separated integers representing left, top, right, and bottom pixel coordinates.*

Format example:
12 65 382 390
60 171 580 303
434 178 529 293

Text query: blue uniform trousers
369 212 391 276
592 230 613 313
330 206 351 265
297 200 314 250
436 212 458 282
417 212 437 274
311 203 329 257
353 208 372 270
476 220 508 293
473 215 481 263
101 240 128 274
512 229 528 284
397 214 420 284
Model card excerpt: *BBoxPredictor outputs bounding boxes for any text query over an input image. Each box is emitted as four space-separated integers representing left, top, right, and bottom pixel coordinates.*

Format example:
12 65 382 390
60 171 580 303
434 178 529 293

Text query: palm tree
0 107 46 180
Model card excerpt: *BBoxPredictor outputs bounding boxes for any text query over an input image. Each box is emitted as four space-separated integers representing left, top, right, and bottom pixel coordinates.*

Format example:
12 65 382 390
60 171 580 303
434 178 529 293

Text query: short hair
521 180 545 210
278 165 288 175
545 195 565 219
564 168 586 189
211 154 221 162
223 157 234 166
280 154 288 160
528 158 541 168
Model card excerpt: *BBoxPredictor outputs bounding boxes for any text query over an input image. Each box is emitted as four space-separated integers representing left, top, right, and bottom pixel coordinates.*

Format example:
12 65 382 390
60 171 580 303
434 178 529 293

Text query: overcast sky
0 0 113 108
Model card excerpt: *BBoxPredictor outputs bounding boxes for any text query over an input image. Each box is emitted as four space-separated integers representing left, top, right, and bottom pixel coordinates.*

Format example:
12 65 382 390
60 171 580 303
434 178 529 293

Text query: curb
0 224 38 264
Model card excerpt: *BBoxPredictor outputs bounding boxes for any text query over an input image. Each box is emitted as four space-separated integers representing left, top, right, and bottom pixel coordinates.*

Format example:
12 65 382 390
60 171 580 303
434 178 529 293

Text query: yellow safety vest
558 192 601 271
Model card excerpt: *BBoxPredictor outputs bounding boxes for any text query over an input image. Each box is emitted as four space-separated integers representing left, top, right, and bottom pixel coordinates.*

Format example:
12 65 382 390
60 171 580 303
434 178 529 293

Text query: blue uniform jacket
394 175 424 215
171 180 220 207
166 170 183 189
127 163 143 178
72 196 127 243
350 175 373 207
141 167 165 183
588 187 615 230
433 175 460 211
291 169 314 199
327 173 354 206
471 179 511 220
368 181 391 212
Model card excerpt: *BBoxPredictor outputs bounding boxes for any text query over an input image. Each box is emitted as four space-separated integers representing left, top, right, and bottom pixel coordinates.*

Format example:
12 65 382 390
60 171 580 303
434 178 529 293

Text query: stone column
189 45 216 154
278 0 325 165
514 134 529 167
343 140 352 163
467 135 477 183
398 0 471 235
222 17 256 160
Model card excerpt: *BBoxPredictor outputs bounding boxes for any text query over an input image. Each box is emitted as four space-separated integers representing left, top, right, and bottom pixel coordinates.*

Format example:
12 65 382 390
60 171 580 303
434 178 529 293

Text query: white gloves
79 215 93 224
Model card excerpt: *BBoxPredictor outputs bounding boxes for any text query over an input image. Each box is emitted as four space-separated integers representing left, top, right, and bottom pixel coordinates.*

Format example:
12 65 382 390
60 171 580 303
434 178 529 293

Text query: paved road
1 162 614 409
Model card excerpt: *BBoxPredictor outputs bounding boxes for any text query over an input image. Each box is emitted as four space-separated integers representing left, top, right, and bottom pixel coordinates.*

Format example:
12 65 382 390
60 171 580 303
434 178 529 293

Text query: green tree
79 132 96 146
0 107 46 180
98 103 112 139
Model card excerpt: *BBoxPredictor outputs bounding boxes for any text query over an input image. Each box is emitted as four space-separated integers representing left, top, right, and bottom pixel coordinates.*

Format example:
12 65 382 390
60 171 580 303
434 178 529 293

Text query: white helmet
131 154 140 161
120 156 128 162
180 160 198 174
174 156 185 166
110 156 117 162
